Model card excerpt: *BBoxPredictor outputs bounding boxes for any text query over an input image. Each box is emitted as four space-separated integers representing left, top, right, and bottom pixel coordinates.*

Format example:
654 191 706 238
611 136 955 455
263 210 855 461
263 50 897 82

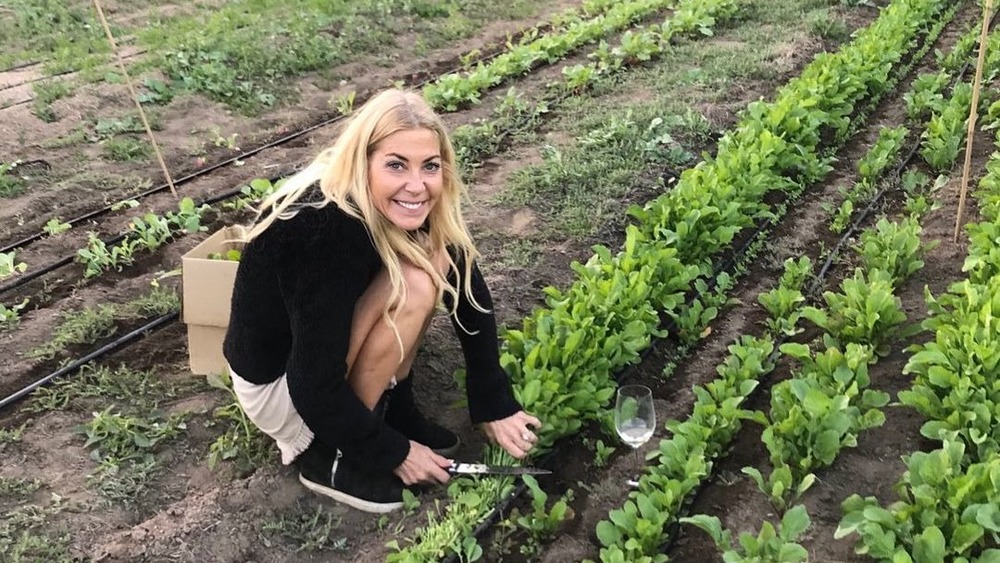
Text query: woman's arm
446 258 523 423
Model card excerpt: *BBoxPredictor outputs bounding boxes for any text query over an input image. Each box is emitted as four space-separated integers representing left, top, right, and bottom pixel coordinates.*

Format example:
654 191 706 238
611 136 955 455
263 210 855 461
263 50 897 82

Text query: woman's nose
404 172 427 192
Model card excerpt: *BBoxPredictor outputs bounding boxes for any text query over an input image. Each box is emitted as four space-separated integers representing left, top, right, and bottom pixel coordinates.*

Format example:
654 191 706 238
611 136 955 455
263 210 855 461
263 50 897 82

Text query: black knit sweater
222 202 521 473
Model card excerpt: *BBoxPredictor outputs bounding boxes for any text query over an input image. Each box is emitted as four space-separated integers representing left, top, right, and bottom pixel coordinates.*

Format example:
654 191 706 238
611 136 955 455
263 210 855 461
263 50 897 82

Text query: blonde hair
244 89 484 361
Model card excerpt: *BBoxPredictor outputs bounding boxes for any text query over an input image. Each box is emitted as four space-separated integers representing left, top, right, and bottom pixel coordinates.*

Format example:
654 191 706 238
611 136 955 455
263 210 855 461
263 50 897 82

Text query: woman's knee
398 262 438 318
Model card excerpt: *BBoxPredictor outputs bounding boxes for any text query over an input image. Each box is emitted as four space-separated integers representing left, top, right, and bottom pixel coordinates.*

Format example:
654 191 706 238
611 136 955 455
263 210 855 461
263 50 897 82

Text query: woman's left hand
482 410 542 459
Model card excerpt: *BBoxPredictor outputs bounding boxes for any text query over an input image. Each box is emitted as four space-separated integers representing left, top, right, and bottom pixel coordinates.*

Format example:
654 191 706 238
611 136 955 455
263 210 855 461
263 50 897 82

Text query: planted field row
591 24 978 550
836 119 1000 563
384 0 953 560
682 188 933 559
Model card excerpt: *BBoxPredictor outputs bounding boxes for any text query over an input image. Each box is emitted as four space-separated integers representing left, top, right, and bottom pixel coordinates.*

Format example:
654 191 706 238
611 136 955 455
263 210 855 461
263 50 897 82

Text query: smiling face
368 127 444 232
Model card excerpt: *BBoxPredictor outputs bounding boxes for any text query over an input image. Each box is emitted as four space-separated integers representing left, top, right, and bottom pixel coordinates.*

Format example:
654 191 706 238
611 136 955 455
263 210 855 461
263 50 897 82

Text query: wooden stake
954 0 994 242
91 0 178 198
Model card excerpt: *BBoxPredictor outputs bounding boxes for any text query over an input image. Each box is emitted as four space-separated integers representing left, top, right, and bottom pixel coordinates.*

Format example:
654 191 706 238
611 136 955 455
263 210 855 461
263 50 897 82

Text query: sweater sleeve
446 258 522 424
278 213 410 473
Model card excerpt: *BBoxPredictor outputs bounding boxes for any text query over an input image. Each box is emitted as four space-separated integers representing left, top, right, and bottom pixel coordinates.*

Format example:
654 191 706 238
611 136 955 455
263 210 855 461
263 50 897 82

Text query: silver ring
521 432 531 442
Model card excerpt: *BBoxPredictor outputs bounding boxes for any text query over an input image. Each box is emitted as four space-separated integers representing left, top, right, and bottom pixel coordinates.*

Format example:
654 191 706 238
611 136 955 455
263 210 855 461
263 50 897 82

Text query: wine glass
614 384 655 486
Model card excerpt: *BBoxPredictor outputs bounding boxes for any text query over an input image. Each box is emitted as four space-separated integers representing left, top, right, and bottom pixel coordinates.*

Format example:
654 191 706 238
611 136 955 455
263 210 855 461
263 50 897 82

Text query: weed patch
79 407 188 504
0 500 73 563
25 362 198 414
502 110 694 237
262 504 348 553
102 138 150 162
0 477 42 498
0 161 28 198
25 287 180 362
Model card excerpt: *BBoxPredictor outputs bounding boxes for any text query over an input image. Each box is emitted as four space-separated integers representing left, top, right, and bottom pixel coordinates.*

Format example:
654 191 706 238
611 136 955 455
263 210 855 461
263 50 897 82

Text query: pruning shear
447 462 552 476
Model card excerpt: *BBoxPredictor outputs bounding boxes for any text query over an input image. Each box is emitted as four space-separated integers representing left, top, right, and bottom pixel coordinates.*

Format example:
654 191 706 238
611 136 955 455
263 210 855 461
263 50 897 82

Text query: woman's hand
393 441 453 486
482 411 542 459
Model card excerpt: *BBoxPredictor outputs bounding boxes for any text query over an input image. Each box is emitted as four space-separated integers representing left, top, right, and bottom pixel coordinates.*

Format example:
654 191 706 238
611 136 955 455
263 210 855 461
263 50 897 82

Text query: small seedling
43 217 72 236
1 251 27 279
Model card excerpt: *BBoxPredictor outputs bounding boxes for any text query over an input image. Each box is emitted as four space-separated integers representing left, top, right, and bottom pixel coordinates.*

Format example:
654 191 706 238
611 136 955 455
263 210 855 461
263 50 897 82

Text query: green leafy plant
79 407 187 462
331 90 356 116
759 286 806 336
680 504 812 562
900 277 1000 463
0 298 30 329
137 78 175 105
1 251 27 279
103 137 150 161
511 475 574 556
837 440 1000 561
853 216 935 285
43 217 71 236
763 342 888 478
742 465 816 515
801 269 914 356
76 232 133 278
165 197 212 233
920 82 972 172
903 71 948 121
593 438 616 467
858 126 907 181
0 160 27 197
206 370 272 473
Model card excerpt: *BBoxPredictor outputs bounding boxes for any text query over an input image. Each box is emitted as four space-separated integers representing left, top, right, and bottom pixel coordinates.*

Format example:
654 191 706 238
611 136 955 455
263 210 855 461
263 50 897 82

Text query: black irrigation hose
0 311 178 411
0 67 77 93
0 60 42 74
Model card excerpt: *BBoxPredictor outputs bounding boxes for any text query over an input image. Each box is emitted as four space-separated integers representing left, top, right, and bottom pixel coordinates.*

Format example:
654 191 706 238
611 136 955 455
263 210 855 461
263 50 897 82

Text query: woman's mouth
394 200 425 210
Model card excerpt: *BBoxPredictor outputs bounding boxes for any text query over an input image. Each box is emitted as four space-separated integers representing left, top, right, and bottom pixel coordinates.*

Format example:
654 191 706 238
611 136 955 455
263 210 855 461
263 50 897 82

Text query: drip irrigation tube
0 311 178 411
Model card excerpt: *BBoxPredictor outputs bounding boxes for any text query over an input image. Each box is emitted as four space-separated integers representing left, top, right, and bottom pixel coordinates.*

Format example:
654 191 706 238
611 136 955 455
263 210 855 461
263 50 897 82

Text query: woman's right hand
393 441 452 485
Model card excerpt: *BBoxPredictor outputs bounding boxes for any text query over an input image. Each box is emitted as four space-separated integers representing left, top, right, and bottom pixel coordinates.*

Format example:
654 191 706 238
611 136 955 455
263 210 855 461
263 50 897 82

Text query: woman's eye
387 161 404 170
424 162 441 172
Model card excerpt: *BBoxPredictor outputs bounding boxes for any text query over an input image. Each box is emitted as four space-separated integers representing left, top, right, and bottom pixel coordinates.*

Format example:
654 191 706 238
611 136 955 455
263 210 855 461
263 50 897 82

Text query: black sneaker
296 442 404 513
384 377 460 457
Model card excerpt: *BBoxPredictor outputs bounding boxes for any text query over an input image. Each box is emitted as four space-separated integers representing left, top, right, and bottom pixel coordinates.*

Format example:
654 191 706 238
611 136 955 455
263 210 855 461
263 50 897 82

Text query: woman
222 89 540 513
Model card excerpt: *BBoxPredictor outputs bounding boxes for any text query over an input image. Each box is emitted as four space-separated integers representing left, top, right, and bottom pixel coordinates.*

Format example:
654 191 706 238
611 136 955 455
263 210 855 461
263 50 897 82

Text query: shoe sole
298 474 403 514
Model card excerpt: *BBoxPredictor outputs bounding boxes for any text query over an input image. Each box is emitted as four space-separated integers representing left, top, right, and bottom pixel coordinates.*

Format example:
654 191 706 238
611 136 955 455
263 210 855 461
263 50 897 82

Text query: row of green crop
682 194 932 562
452 0 739 178
832 8 995 233
836 115 1000 563
386 0 950 560
595 51 949 558
423 0 678 111
918 28 1000 172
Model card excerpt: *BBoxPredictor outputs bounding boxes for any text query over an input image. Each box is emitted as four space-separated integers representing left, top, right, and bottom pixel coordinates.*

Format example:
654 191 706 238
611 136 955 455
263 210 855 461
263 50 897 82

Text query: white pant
230 368 313 465
228 368 397 465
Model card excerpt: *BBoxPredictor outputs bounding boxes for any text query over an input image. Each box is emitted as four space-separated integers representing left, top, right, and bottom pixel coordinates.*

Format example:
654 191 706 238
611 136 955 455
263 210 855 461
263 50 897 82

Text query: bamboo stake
954 0 994 242
91 0 177 198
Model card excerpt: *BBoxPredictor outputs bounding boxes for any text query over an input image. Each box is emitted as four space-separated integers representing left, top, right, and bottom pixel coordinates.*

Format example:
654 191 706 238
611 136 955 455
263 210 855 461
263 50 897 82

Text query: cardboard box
181 226 244 375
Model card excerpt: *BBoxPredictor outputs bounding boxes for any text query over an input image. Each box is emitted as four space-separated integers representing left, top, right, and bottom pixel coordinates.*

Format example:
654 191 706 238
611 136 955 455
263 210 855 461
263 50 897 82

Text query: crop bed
1 1 997 562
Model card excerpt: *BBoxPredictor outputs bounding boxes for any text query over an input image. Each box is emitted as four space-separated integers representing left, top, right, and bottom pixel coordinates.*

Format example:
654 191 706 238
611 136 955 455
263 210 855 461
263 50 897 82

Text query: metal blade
448 463 552 476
